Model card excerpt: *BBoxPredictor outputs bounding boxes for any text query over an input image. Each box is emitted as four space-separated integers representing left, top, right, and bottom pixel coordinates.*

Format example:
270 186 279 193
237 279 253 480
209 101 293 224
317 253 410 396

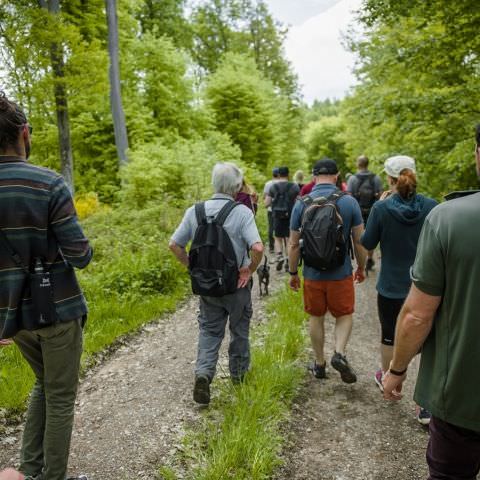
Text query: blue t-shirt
290 184 363 281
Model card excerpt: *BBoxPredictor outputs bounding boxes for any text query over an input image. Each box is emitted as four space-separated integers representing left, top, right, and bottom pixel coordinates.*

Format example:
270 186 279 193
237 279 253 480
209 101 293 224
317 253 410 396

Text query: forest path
0 261 285 479
275 265 429 480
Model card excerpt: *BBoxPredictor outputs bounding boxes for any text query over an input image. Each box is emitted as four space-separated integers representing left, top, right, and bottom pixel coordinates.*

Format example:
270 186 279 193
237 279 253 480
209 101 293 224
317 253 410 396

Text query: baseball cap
278 166 289 177
312 158 338 175
384 155 416 178
272 167 280 177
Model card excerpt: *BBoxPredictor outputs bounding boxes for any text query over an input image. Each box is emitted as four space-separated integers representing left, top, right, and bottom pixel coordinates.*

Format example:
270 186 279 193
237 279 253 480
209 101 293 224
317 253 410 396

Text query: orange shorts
303 276 355 317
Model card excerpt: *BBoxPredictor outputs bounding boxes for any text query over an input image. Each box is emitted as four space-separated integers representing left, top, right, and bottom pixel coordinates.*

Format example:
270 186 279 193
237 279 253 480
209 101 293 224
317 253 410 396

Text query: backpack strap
327 189 347 203
215 201 241 226
194 202 207 225
300 194 314 206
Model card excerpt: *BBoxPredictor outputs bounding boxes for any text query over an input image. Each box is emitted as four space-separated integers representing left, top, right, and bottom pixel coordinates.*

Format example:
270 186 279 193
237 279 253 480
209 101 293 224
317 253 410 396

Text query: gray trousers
196 286 253 380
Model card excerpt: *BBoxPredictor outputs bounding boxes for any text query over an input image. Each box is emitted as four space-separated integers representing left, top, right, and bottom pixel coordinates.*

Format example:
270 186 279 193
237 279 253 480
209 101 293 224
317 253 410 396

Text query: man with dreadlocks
0 91 91 480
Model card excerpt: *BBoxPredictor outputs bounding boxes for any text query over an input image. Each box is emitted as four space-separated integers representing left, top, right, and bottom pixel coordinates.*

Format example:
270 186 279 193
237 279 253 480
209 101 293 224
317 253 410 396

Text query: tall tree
105 0 129 166
38 0 74 190
191 0 298 100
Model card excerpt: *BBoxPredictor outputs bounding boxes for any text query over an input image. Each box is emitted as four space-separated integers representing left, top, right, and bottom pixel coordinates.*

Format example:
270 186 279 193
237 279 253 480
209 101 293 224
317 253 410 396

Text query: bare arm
391 284 441 372
238 241 264 288
383 284 441 400
351 224 367 270
264 195 272 207
288 230 302 290
249 242 264 273
288 230 301 273
169 240 189 268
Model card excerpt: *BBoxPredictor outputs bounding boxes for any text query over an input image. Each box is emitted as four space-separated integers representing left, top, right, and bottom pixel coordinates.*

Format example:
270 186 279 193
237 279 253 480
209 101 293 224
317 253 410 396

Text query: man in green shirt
383 124 480 478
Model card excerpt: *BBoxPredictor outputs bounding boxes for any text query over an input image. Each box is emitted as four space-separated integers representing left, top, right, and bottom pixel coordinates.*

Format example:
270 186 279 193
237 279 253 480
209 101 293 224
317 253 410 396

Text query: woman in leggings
361 155 437 424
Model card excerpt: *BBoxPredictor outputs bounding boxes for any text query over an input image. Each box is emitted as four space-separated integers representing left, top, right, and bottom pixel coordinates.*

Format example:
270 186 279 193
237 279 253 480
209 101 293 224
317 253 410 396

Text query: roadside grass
0 204 189 413
176 284 307 480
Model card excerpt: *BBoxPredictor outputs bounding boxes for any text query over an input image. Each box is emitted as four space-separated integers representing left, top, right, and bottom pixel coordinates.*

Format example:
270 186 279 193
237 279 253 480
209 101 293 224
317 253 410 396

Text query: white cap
384 155 416 178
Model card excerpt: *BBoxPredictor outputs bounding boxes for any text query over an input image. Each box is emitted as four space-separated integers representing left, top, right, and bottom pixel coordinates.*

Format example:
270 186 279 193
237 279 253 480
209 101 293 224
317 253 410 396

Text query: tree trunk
105 0 129 166
38 0 75 192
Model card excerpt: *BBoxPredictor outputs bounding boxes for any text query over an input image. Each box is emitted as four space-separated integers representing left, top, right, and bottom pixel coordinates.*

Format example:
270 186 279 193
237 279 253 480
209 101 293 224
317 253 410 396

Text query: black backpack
188 201 240 297
271 182 295 219
300 190 348 271
353 173 376 214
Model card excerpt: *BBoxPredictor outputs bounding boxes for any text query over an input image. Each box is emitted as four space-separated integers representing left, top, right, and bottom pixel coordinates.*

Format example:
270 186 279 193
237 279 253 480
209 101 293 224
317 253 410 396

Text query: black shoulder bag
0 229 57 327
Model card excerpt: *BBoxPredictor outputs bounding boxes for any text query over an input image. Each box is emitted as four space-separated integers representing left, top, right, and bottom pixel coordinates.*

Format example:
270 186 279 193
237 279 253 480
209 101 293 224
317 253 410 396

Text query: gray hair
211 162 243 197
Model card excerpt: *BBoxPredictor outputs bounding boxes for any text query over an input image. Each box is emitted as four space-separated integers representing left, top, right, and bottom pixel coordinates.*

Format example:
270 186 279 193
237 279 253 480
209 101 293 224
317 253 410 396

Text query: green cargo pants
14 319 83 480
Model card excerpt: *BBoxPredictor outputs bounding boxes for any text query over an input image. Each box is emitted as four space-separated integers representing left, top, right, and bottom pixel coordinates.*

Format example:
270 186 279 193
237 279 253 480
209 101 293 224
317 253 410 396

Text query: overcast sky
264 0 363 104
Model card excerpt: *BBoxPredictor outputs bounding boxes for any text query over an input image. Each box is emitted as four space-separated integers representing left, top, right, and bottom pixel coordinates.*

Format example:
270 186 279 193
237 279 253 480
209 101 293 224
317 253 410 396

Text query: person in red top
236 179 258 215
300 179 315 196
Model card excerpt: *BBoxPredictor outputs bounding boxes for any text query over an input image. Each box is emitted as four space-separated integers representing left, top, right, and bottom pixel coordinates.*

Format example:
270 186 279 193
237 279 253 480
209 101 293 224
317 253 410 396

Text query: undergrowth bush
0 204 189 412
121 133 245 208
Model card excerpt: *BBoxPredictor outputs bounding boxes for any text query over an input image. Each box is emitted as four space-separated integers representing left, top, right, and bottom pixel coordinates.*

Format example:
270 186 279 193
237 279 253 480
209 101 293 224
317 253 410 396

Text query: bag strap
0 229 29 273
215 200 241 226
327 189 346 203
194 202 207 225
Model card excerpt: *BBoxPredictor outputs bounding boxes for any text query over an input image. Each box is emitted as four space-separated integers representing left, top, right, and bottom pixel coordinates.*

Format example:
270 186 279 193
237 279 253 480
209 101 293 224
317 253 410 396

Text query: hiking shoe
308 361 326 379
66 476 89 480
276 257 284 271
374 369 384 392
330 352 357 384
193 375 210 405
416 406 431 426
366 258 375 272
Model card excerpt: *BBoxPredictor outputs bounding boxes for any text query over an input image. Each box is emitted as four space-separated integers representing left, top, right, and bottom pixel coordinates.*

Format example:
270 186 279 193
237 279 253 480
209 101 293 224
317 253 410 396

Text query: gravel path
275 266 429 480
1 262 430 480
0 265 284 479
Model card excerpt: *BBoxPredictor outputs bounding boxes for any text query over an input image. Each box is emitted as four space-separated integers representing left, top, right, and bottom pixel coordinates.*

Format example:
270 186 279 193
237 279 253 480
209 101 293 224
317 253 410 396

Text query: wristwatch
389 366 407 376
288 271 298 276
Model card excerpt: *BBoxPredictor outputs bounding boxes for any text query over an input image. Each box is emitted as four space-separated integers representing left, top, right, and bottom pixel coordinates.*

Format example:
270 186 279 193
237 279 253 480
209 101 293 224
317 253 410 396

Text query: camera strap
0 228 29 273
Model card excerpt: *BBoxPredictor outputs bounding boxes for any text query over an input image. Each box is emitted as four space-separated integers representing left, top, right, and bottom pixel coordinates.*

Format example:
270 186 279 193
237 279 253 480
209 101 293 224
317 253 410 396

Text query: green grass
0 204 190 413
176 285 308 480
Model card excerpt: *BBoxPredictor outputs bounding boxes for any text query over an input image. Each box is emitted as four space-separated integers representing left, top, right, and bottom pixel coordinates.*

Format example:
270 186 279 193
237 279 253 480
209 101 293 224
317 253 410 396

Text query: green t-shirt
412 192 480 431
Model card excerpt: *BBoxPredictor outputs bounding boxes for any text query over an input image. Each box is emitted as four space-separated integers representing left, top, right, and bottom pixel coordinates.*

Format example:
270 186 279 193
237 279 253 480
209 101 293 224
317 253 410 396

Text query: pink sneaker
374 369 384 392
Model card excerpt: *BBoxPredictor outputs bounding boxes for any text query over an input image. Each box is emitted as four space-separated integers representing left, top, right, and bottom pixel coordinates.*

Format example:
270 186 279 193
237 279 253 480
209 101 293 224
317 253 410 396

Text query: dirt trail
275 267 429 480
0 266 284 479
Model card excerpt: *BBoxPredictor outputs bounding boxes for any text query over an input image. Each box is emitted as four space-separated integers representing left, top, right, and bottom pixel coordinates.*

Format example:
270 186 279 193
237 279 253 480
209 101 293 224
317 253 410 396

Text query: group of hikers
0 88 479 480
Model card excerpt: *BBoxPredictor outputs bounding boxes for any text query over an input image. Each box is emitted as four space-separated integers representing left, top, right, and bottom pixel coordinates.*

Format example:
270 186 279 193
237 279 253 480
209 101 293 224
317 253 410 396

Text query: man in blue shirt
288 158 367 383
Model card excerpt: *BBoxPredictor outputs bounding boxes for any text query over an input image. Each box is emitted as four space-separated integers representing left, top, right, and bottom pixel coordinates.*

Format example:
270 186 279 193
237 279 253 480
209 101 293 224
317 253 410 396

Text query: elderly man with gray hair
169 162 264 405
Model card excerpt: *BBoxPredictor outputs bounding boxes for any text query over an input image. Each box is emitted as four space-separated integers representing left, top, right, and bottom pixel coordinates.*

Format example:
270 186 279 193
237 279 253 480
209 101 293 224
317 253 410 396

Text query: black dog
257 255 270 296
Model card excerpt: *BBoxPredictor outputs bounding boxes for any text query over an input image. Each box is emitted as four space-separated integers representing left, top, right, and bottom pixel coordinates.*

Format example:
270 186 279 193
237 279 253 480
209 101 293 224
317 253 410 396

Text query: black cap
312 158 338 175
272 167 280 177
278 166 289 177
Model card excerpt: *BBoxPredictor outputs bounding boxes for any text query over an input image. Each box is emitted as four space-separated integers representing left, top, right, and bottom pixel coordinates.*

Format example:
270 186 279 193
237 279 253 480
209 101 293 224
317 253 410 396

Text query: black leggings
377 294 406 346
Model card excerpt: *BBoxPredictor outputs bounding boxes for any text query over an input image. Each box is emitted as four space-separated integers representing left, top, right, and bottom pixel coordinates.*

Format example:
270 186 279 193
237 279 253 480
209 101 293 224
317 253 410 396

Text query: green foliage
120 133 243 207
205 53 305 176
137 0 192 50
190 0 298 99
342 0 480 198
125 33 197 140
180 286 307 480
304 116 348 174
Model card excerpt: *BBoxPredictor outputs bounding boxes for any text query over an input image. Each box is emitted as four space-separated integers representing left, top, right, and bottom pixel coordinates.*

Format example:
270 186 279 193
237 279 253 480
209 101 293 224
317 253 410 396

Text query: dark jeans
14 319 83 480
267 210 274 252
427 416 480 479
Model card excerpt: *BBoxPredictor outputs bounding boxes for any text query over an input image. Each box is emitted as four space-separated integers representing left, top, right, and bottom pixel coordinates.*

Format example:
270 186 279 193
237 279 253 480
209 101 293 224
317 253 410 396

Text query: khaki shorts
303 276 355 318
